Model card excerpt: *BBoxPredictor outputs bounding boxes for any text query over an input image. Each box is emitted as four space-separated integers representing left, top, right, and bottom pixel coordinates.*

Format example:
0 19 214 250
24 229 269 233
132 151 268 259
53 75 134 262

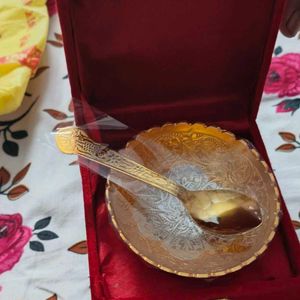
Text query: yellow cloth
0 0 48 115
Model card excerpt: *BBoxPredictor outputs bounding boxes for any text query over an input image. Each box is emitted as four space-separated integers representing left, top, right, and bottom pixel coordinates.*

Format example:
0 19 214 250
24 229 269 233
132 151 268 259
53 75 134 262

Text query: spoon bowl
181 189 262 234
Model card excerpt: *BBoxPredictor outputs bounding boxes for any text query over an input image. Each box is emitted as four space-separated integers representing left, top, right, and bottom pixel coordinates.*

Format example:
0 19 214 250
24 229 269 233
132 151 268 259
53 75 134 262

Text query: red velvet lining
57 0 300 299
62 0 278 131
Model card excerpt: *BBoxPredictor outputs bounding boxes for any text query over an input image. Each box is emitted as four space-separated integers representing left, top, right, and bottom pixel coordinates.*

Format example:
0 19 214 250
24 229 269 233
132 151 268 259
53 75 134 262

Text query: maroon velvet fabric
60 0 283 132
57 1 300 299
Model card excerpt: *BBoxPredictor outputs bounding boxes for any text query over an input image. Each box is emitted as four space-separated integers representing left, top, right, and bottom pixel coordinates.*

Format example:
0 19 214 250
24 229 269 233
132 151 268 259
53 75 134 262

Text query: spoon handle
71 128 183 197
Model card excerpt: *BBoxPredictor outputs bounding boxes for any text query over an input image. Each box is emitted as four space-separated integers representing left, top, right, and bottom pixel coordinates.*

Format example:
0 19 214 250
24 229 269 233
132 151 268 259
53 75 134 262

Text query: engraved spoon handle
72 128 184 197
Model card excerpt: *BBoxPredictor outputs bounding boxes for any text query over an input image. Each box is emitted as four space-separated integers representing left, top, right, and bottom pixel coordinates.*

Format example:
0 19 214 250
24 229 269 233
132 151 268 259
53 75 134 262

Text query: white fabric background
258 33 300 240
0 15 90 300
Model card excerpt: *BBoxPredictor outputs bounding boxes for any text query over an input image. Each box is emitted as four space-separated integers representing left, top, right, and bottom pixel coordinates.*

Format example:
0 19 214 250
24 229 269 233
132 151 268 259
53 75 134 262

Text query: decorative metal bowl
106 123 280 278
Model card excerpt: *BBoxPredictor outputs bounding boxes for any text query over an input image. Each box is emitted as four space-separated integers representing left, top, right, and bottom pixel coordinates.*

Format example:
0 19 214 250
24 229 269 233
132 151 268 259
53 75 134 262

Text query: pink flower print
0 214 32 274
264 53 300 97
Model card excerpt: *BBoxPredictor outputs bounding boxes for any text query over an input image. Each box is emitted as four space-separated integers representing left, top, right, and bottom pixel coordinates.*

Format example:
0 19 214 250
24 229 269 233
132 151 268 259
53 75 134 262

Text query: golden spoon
55 127 262 234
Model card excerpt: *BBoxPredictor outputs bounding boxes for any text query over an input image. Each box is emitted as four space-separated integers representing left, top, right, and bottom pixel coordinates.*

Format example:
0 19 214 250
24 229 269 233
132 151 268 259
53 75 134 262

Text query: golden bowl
106 123 280 278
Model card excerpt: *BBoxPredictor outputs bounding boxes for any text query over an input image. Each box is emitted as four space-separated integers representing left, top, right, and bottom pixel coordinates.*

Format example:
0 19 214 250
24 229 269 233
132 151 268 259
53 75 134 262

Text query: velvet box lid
57 1 300 299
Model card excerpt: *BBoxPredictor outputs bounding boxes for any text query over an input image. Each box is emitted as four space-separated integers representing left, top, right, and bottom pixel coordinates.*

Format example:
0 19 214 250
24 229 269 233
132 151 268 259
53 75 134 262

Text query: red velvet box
57 1 300 299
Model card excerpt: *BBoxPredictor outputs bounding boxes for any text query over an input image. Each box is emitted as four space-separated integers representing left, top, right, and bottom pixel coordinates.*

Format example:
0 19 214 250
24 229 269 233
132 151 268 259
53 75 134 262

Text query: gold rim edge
105 122 281 278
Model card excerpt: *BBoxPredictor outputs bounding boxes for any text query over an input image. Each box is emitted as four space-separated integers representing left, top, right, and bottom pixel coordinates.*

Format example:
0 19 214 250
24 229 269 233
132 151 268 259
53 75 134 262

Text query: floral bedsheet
258 33 300 238
0 9 90 300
